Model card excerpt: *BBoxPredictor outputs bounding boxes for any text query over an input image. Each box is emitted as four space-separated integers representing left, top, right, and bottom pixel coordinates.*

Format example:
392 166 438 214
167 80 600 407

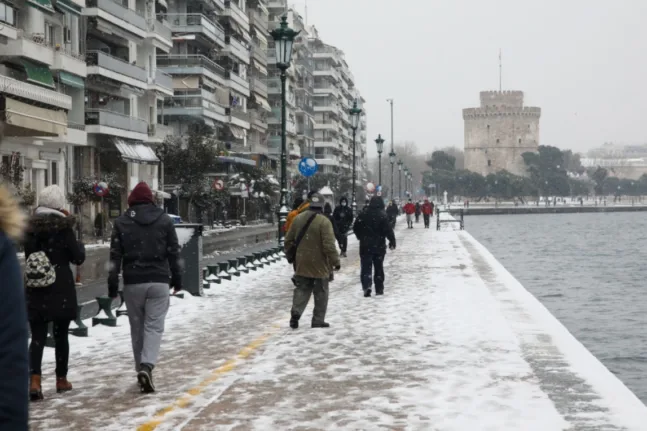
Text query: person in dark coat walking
24 185 85 401
333 197 353 257
386 201 399 229
0 185 28 429
352 196 396 297
108 182 182 393
414 201 421 223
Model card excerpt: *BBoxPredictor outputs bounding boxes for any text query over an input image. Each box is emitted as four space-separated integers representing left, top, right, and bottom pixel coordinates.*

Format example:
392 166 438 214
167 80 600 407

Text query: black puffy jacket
108 204 182 295
332 197 353 234
352 197 396 255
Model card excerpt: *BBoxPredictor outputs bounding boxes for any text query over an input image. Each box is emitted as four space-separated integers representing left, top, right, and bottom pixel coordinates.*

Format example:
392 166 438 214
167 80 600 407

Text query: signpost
298 157 318 190
213 179 224 191
93 182 109 243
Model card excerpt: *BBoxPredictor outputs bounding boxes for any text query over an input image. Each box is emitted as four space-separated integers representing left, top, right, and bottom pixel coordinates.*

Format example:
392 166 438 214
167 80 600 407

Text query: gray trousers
291 276 329 324
123 283 170 371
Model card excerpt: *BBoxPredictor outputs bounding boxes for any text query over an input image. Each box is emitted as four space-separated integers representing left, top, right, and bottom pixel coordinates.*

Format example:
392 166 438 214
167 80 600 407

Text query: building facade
463 91 540 177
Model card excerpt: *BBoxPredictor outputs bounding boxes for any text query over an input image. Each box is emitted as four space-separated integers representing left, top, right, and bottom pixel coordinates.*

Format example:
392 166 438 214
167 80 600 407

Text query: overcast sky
290 0 647 159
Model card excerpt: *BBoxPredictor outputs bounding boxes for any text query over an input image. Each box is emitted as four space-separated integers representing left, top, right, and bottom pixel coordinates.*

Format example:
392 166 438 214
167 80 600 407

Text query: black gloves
334 264 341 271
389 242 396 250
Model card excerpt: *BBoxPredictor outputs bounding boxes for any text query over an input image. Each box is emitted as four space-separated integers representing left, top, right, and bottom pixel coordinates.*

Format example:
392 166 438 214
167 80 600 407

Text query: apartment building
0 0 87 202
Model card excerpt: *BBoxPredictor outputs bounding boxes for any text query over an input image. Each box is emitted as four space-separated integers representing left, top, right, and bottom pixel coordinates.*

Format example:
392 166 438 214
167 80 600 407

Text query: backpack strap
293 213 318 252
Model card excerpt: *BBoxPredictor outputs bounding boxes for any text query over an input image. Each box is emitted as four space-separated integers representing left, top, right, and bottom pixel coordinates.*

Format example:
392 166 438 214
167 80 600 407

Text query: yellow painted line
137 325 281 431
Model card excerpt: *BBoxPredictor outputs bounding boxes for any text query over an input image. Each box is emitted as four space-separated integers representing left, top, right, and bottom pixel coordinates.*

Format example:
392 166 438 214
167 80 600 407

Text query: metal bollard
253 252 264 268
228 259 241 277
92 296 117 327
69 304 89 337
265 249 275 263
246 255 257 271
237 256 249 274
218 262 232 280
205 265 220 286
260 251 270 265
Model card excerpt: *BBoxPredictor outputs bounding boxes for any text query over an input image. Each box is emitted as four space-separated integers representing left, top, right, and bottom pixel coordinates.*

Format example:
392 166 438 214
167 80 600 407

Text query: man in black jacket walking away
108 182 183 393
352 196 396 297
332 197 353 257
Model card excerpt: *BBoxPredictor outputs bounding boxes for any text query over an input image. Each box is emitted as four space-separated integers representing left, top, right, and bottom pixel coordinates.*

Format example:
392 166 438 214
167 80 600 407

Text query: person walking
422 198 434 229
108 182 183 393
323 202 342 281
0 185 28 428
403 199 416 229
414 201 421 223
386 200 399 229
332 196 353 257
24 185 85 401
285 193 340 329
353 196 396 297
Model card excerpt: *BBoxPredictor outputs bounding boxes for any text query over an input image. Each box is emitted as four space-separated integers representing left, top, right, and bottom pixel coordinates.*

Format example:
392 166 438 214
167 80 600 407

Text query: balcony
84 0 148 38
166 14 225 47
314 121 339 132
0 74 71 110
248 11 267 32
227 70 250 96
224 36 250 64
149 69 173 95
148 16 173 50
86 50 147 89
228 107 250 129
315 156 339 166
163 92 228 123
249 77 267 98
157 55 226 85
147 123 173 143
4 31 55 66
223 0 249 29
53 47 87 77
85 109 148 139
250 112 267 131
251 45 266 65
314 138 341 149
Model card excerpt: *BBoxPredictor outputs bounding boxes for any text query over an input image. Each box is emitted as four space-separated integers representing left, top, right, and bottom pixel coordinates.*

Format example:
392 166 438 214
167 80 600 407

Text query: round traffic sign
93 181 109 197
366 182 375 193
213 179 224 191
298 157 318 177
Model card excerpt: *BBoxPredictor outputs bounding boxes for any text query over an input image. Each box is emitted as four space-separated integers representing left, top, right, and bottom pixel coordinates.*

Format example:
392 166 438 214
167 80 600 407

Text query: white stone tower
463 91 541 177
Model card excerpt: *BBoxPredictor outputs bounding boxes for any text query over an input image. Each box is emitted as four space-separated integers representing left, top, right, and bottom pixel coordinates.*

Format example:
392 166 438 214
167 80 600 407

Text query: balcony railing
164 14 225 44
86 50 147 82
252 45 266 64
225 36 250 62
148 17 172 41
155 69 172 89
249 77 267 96
229 108 250 122
157 54 226 78
224 0 249 26
249 12 268 31
85 109 148 134
227 70 249 89
164 94 227 115
87 0 147 31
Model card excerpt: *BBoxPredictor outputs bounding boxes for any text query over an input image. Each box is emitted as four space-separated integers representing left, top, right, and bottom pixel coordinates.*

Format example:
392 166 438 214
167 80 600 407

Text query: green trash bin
175 224 205 296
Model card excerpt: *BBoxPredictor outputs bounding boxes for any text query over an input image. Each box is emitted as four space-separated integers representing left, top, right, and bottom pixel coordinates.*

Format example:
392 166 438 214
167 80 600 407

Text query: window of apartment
518 138 522 144
487 160 492 167
45 22 56 46
51 161 58 185
496 139 500 143
0 1 16 27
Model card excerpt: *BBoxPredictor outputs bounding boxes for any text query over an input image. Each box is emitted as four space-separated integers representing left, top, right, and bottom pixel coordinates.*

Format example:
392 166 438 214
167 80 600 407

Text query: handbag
285 213 318 264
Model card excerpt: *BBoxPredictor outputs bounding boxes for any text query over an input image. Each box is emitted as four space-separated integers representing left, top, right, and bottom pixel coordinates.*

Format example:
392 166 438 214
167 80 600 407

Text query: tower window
487 125 490 129
487 160 492 166
518 138 521 143
496 139 500 143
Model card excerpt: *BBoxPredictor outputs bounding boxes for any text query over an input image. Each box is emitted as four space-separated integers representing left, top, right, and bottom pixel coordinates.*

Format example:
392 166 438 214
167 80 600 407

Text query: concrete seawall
449 205 647 216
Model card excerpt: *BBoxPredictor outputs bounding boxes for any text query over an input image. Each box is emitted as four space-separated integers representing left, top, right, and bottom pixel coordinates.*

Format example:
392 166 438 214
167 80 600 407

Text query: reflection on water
467 212 647 404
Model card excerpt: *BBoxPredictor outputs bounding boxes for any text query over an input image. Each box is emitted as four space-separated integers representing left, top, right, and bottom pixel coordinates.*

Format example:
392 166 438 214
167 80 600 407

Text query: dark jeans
339 234 348 253
415 213 420 222
360 252 385 293
29 320 71 377
423 213 430 227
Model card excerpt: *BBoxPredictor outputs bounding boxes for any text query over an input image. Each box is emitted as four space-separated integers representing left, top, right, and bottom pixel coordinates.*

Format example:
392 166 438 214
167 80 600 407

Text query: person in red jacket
421 198 434 229
403 199 416 229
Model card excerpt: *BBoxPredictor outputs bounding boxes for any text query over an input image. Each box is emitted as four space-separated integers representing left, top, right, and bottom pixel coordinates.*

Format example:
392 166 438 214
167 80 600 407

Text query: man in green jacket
285 193 340 329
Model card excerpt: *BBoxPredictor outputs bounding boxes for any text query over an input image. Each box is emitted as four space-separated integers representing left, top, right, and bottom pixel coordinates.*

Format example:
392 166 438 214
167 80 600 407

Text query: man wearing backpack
284 193 340 329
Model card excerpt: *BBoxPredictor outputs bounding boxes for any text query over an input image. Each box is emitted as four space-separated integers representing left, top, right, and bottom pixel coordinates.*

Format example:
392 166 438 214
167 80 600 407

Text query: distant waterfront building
463 91 541 177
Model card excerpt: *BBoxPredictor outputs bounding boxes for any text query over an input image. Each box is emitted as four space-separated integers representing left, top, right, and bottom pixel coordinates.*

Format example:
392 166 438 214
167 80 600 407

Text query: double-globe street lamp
375 134 384 189
397 159 403 201
270 16 300 246
349 100 362 217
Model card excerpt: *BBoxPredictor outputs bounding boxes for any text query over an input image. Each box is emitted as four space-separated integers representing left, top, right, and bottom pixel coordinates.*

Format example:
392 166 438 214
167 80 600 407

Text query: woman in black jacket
0 185 28 429
24 185 85 400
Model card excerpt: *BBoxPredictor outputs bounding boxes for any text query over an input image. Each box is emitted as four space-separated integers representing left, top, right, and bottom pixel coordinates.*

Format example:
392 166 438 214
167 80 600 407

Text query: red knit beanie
128 182 154 207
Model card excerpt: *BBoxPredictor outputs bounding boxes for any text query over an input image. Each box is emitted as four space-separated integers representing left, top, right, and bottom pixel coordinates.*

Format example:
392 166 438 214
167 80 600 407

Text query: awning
153 189 171 199
21 60 55 88
172 76 199 89
4 98 67 137
257 2 268 15
254 95 271 112
252 60 268 76
28 0 54 13
172 35 196 41
217 156 256 167
114 140 160 164
156 0 167 9
227 124 245 139
59 71 84 89
251 28 268 45
54 0 82 15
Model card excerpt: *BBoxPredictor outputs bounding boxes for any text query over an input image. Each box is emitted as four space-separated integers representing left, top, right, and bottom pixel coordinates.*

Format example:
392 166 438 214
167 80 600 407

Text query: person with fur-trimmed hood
0 185 28 429
23 185 85 401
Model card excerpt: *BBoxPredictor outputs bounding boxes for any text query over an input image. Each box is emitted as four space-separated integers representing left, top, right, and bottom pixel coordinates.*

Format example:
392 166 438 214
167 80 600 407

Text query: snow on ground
28 215 647 431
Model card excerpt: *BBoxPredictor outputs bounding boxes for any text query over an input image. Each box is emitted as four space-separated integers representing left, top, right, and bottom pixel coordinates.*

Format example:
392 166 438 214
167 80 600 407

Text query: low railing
249 12 267 31
68 122 86 131
148 17 172 41
85 109 148 134
227 70 249 89
86 50 147 81
155 69 173 89
224 0 249 25
226 36 249 60
229 108 250 122
157 54 226 77
164 94 227 115
249 77 267 95
252 45 266 64
164 13 225 43
86 0 147 31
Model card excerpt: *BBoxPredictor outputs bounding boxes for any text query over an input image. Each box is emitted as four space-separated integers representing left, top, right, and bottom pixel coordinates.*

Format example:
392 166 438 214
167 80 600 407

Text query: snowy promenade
29 216 647 430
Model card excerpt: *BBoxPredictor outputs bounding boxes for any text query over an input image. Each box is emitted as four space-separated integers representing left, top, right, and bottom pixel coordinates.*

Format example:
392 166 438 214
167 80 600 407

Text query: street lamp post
389 149 396 200
375 134 384 188
403 167 409 197
397 159 403 201
349 100 362 217
270 16 299 247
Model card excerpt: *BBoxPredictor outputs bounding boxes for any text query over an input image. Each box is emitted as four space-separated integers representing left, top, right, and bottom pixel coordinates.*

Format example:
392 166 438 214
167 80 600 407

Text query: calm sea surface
467 212 647 404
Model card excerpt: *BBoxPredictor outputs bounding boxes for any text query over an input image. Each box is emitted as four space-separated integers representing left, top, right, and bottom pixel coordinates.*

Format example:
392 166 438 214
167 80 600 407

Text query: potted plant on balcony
55 43 61 51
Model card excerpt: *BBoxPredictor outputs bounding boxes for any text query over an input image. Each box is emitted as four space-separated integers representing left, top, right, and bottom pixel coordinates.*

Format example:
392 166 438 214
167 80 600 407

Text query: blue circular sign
298 157 318 177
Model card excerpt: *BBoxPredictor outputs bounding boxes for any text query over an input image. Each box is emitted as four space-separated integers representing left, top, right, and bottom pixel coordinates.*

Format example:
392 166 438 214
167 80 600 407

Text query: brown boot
56 377 73 393
29 375 43 401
